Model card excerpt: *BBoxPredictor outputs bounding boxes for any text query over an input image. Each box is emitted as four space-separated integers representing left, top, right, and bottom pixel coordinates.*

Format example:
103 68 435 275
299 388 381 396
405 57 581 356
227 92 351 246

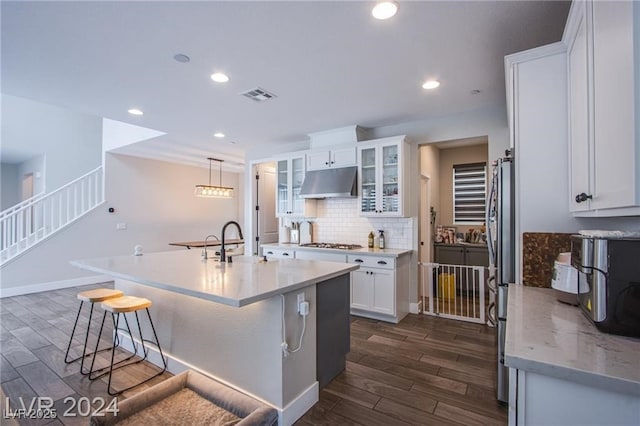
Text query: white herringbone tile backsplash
309 198 416 249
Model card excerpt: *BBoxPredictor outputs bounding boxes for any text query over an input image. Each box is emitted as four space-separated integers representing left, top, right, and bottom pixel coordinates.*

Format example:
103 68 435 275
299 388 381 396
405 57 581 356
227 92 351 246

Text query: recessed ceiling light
173 53 190 63
128 108 144 115
210 72 229 83
213 132 225 138
422 80 440 90
372 1 398 20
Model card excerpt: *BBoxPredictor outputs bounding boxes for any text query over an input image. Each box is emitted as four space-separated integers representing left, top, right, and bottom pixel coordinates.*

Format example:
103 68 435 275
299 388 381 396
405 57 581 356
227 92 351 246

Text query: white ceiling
1 0 570 169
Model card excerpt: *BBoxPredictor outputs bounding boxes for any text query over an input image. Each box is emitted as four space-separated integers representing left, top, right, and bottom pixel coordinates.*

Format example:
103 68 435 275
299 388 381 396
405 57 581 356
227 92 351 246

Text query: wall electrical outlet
116 223 127 230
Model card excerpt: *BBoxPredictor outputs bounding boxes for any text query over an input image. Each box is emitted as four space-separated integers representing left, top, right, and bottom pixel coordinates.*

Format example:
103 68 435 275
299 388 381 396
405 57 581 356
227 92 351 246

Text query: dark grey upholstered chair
90 370 278 425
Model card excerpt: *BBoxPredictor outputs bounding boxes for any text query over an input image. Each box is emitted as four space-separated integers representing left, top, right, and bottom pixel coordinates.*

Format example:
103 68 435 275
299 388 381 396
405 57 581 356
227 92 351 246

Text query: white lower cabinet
348 254 409 323
510 368 640 426
350 267 394 315
262 247 295 259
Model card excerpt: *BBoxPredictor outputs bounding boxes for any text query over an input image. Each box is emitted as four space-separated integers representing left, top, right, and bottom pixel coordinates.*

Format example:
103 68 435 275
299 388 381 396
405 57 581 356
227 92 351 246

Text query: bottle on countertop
368 232 374 248
378 230 385 249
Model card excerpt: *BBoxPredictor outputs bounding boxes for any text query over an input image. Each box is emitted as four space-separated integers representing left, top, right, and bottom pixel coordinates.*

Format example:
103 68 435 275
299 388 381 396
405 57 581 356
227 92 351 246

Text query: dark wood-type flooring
1 283 506 425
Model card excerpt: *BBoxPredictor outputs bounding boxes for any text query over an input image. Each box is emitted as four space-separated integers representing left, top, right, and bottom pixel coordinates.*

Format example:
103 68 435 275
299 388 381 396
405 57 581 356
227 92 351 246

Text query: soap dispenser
368 232 374 248
378 230 385 249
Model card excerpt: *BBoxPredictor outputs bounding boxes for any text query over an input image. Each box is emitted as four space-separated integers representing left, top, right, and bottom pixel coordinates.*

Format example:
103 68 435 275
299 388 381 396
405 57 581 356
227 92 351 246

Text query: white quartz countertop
505 284 640 396
71 250 358 307
261 243 412 257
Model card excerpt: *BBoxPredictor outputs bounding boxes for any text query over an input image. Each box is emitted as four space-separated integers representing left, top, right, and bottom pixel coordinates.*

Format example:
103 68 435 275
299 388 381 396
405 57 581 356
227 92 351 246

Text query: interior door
257 164 278 247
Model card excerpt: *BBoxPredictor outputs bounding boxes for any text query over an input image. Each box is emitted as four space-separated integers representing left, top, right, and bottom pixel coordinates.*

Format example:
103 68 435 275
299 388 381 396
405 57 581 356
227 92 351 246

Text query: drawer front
295 250 347 263
263 248 295 259
347 254 395 270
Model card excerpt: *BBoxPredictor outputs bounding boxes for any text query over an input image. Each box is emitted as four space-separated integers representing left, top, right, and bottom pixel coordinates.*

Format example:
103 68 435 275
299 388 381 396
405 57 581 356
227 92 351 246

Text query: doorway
22 173 34 201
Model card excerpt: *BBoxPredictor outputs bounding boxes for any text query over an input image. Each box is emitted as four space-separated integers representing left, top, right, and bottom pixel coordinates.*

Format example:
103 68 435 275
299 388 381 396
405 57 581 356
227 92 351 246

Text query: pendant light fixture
195 157 234 198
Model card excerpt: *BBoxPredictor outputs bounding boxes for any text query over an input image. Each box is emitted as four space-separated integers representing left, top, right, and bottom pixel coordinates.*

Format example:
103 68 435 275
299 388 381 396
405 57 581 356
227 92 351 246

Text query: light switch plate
116 223 127 230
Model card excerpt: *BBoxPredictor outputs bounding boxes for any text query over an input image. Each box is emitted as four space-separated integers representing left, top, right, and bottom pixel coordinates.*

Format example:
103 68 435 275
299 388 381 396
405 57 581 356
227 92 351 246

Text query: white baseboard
279 382 318 426
117 332 316 425
410 300 422 314
0 275 112 298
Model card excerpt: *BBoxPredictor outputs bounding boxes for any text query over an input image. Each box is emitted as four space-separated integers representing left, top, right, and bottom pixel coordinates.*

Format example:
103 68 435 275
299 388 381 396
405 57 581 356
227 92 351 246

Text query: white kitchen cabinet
564 0 640 216
357 136 408 217
566 0 591 213
347 253 410 323
306 147 356 171
276 155 316 218
294 250 346 263
510 368 640 426
262 247 295 259
350 268 394 315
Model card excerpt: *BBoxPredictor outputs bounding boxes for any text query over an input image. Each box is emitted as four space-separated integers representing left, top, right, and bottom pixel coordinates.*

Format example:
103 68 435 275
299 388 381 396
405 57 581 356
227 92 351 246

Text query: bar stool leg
145 308 167 372
64 301 84 364
88 312 137 379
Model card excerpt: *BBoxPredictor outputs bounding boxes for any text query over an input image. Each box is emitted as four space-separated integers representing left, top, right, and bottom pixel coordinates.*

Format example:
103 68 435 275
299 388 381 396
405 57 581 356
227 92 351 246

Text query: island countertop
72 250 358 307
505 284 640 396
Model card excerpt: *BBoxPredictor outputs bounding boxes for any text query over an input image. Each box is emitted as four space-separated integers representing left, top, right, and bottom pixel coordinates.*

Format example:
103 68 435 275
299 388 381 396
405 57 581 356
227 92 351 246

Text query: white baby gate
421 262 488 324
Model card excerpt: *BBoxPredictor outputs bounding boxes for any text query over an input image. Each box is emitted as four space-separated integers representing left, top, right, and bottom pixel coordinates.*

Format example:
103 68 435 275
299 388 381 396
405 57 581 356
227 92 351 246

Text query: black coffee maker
571 235 640 337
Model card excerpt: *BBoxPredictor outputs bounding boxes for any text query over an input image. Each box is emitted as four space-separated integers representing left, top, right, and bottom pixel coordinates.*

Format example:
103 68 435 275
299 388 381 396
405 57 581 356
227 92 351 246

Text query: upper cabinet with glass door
276 154 316 218
357 136 409 217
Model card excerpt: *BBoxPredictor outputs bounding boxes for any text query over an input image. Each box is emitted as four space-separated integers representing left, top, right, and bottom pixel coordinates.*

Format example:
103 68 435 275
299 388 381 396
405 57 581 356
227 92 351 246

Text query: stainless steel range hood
299 166 357 199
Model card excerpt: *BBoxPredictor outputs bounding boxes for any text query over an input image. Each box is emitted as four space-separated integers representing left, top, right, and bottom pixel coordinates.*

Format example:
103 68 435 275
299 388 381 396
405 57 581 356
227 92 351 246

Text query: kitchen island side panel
116 278 318 409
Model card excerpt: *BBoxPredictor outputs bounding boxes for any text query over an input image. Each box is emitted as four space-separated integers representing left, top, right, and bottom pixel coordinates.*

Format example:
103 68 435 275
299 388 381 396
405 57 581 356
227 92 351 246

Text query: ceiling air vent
240 87 277 102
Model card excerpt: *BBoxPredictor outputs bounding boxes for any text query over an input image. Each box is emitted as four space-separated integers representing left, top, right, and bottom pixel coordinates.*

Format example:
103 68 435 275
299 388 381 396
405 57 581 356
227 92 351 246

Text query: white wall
0 163 20 209
1 94 102 191
0 153 243 289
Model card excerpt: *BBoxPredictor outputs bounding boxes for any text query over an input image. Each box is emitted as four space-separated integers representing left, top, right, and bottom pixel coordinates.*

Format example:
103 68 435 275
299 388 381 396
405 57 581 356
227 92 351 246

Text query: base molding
117 332 317 426
0 275 112 298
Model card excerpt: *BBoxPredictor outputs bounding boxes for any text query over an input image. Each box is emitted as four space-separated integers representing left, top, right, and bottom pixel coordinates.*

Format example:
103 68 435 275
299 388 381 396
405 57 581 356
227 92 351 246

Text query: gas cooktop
300 243 363 250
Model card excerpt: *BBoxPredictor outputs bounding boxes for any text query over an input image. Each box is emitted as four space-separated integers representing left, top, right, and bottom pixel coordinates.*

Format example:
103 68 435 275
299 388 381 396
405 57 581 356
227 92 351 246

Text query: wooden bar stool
88 295 167 395
64 288 124 375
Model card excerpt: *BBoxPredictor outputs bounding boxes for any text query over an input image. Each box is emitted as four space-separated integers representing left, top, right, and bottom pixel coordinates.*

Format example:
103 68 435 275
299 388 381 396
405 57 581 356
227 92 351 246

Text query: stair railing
0 166 104 265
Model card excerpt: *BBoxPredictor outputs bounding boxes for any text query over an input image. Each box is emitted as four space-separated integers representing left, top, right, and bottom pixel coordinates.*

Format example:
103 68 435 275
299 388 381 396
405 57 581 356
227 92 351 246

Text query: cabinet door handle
575 193 593 203
267 251 273 255
325 161 329 165
377 260 387 265
330 161 335 164
283 252 290 256
354 259 364 263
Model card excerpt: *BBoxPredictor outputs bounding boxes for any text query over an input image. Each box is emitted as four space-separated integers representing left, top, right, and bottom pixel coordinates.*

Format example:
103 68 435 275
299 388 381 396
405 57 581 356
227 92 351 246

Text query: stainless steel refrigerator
486 149 515 404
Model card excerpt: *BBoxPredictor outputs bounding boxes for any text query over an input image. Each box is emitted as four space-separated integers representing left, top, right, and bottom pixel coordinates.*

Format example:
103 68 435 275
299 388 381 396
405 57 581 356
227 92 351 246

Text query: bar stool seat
102 295 151 313
64 288 124 374
89 295 167 395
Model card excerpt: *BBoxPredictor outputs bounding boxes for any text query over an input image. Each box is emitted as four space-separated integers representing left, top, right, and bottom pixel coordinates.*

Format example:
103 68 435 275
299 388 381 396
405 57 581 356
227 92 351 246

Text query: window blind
453 162 487 224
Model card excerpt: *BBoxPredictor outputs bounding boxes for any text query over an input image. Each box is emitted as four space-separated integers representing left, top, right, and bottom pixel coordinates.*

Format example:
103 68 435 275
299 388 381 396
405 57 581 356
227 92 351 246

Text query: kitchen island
505 285 640 425
72 250 358 425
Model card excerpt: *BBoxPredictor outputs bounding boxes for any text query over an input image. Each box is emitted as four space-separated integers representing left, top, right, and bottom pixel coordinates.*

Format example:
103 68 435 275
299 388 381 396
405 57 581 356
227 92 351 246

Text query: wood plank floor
1 284 506 425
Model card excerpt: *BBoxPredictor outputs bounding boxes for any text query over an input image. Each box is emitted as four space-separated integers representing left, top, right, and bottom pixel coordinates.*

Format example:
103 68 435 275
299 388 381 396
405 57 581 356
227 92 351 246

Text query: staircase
0 166 104 266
